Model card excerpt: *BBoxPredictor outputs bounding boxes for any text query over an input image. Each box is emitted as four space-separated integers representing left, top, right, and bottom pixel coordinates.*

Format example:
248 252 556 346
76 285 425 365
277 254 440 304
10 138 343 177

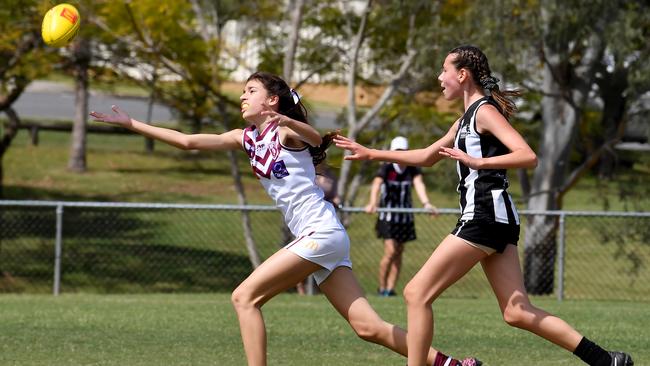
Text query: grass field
2 129 649 299
4 124 649 207
0 294 647 366
1 125 648 364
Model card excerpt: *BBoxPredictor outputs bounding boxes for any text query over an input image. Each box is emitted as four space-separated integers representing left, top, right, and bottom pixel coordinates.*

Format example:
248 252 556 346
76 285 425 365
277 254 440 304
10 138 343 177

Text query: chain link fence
1 200 648 301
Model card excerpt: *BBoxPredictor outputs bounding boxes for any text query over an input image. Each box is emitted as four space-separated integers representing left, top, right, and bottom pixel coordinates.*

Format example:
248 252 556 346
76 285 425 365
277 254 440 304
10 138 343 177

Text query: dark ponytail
449 45 521 120
309 131 338 166
247 71 335 166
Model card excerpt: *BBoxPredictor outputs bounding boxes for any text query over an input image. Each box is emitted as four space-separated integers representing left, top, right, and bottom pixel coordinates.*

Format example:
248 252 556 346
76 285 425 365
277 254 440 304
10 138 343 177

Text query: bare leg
231 249 321 366
386 241 404 291
379 239 401 291
404 235 488 366
481 244 583 351
319 267 437 365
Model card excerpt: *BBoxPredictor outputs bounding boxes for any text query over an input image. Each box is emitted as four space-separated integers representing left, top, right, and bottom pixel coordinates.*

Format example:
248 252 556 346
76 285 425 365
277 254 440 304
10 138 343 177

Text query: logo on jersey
303 241 319 251
272 160 289 179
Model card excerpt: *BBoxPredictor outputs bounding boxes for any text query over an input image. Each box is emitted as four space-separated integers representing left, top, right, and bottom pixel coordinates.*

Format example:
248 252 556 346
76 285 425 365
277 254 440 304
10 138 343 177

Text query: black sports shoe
609 351 633 366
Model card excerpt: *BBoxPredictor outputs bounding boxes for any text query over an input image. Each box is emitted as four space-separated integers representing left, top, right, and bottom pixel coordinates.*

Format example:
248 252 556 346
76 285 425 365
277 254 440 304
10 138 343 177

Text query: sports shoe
609 351 633 366
460 357 482 366
382 289 397 297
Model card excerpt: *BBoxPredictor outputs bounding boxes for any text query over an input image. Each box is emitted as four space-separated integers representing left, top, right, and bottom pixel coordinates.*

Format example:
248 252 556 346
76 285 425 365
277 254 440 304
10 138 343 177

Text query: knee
385 251 401 262
403 280 434 307
502 303 534 329
231 285 259 312
349 317 383 343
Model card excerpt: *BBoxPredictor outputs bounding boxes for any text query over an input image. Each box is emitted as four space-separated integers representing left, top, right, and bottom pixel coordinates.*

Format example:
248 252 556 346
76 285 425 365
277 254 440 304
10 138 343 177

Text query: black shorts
451 220 519 253
375 220 416 243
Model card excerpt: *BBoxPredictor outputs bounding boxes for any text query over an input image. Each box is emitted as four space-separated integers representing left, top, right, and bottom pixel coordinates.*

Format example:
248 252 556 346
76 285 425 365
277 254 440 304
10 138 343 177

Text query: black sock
573 337 612 366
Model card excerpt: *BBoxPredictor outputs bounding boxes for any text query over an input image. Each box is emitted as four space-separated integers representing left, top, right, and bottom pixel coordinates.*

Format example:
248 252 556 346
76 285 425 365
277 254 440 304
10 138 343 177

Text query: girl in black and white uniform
335 46 633 366
91 71 469 366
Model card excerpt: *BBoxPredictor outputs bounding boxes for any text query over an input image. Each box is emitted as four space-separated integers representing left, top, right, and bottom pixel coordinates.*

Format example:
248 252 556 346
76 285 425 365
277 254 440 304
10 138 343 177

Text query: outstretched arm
261 108 322 147
90 105 242 151
333 121 459 167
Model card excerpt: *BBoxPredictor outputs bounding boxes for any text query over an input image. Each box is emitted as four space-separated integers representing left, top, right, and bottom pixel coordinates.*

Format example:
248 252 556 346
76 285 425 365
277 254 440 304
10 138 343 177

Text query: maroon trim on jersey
285 231 316 249
243 124 282 179
253 134 278 165
257 121 278 141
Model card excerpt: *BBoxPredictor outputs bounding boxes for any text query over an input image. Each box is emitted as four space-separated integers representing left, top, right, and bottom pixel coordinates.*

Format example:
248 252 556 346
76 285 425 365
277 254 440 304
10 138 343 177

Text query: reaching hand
333 135 372 161
89 105 132 127
260 106 291 127
439 146 480 169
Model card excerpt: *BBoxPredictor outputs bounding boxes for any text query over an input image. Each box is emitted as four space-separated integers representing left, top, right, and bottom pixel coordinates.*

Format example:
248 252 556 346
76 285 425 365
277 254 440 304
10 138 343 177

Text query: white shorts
285 226 352 285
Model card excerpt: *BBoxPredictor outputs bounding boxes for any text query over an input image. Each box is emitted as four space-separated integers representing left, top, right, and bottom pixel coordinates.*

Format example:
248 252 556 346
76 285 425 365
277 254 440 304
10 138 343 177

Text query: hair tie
480 75 500 90
290 89 301 104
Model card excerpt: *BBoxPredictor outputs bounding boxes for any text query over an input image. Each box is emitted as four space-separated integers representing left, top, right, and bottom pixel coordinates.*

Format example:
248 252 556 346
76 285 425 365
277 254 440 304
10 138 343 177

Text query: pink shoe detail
460 358 482 366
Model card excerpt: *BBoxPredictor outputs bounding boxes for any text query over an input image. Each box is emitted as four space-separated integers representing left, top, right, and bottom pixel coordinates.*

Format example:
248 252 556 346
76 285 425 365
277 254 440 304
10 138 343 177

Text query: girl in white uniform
91 71 468 366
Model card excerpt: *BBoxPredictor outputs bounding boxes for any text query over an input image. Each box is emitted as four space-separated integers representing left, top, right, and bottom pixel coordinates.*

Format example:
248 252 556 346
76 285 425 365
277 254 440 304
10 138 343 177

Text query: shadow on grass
3 185 118 202
0 204 252 293
60 243 251 293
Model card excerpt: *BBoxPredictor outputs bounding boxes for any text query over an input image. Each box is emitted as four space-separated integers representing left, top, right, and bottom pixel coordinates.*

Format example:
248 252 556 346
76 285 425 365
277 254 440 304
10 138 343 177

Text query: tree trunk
596 67 627 179
0 108 21 198
227 149 261 268
190 0 262 269
283 0 304 83
68 37 91 172
218 101 261 268
144 70 157 153
524 56 578 294
524 14 603 293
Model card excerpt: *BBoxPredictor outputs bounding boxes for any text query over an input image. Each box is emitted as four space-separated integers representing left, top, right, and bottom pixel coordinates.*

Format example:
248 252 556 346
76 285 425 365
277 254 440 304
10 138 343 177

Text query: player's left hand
260 106 292 127
439 146 481 169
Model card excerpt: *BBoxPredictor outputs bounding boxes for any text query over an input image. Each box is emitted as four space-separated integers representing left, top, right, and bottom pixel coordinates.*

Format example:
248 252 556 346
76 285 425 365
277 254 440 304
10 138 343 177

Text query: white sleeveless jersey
242 122 342 236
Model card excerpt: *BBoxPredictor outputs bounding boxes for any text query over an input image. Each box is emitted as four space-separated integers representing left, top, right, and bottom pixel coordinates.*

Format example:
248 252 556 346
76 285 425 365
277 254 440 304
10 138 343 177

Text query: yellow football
41 3 81 47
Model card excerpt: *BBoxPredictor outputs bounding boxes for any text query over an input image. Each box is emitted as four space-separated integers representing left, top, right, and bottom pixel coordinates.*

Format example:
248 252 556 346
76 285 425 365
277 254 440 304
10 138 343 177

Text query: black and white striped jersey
453 96 520 225
376 163 422 224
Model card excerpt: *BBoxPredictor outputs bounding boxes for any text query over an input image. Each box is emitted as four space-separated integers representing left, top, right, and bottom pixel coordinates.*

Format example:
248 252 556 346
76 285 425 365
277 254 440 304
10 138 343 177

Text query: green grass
5 128 647 209
2 130 649 299
0 294 646 366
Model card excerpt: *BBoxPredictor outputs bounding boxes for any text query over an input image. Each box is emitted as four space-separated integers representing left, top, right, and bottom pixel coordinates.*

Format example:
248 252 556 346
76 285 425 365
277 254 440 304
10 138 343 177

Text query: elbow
178 136 195 150
311 135 323 147
527 151 538 168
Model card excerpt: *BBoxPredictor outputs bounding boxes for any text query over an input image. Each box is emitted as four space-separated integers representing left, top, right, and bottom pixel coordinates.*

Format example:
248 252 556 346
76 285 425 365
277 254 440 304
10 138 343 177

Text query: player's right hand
90 105 132 127
333 135 372 161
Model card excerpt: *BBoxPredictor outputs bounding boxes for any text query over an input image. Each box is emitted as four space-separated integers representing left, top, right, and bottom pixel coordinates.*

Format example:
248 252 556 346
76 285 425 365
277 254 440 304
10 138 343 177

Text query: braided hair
448 45 521 120
246 72 333 166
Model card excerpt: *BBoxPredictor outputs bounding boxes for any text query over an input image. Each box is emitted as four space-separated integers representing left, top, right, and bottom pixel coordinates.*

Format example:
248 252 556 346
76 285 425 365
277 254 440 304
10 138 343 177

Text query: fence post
53 204 63 296
557 212 566 302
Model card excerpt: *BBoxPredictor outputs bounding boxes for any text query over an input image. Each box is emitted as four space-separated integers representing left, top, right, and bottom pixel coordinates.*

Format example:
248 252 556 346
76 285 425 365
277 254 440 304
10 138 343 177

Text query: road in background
14 81 340 130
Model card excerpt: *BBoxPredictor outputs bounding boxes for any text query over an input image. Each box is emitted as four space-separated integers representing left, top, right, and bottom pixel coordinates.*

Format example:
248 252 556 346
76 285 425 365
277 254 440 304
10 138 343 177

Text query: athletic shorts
375 220 416 243
451 220 519 253
284 226 352 285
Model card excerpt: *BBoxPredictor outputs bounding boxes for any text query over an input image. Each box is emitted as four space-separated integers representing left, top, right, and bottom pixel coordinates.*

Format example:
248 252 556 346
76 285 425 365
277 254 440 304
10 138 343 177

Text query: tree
0 0 56 196
462 0 650 294
327 0 443 204
91 0 286 268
